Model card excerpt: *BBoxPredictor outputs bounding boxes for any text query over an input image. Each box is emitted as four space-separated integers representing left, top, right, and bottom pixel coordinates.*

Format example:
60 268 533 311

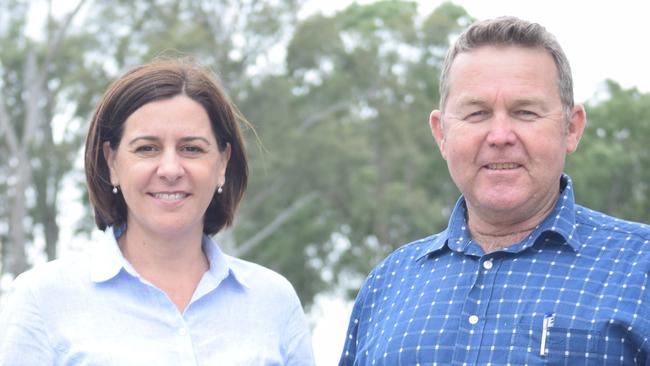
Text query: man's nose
485 112 517 147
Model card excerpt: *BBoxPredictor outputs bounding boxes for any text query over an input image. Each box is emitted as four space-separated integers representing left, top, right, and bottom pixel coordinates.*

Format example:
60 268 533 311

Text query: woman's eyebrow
127 136 159 145
127 136 212 145
179 136 212 145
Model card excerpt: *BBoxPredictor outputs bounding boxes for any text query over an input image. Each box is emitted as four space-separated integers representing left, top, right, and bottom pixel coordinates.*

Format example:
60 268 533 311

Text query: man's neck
466 196 558 254
469 226 537 254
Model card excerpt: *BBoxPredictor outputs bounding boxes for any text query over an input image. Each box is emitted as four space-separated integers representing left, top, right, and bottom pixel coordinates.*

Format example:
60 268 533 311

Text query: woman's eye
181 145 205 154
134 145 157 153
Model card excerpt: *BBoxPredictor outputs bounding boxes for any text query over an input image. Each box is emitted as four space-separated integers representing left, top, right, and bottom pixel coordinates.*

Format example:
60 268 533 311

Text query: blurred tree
0 0 107 276
566 80 650 222
247 1 473 299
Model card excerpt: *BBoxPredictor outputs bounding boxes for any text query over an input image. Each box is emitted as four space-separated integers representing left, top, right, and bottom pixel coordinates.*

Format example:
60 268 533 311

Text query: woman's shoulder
5 251 90 299
223 255 300 299
4 228 122 301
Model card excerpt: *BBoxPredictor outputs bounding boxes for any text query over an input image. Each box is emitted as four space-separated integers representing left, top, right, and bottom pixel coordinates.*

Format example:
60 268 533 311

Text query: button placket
464 256 500 364
483 259 493 270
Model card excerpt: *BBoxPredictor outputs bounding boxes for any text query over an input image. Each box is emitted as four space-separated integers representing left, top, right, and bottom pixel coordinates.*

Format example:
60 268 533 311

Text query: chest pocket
544 326 602 360
514 318 606 365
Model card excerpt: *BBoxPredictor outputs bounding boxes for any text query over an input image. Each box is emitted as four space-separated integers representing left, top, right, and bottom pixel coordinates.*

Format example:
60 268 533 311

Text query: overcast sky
302 0 650 103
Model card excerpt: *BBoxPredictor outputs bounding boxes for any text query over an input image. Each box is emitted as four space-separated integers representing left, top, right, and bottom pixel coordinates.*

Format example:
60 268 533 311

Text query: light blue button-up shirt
340 175 650 365
0 227 315 365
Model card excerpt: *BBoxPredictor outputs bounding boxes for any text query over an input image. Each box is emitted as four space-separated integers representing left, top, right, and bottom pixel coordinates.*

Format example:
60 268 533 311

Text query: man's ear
103 141 118 185
566 104 586 154
429 110 447 160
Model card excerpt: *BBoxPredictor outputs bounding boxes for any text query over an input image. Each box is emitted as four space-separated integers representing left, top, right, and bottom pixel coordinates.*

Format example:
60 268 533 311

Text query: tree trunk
44 203 59 260
236 192 319 256
8 151 30 275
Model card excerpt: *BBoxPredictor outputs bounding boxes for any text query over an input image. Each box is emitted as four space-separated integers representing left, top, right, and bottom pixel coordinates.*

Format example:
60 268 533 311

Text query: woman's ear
103 141 119 185
219 143 231 179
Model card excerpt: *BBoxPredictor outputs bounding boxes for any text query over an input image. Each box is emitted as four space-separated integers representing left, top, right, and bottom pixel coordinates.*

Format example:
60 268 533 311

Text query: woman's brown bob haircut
85 59 248 235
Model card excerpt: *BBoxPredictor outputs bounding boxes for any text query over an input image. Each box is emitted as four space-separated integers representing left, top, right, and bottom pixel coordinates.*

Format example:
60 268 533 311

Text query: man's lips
484 162 522 170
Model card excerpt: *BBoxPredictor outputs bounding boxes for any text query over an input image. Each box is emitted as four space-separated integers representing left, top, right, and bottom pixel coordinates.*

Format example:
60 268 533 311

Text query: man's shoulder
369 231 446 276
352 232 446 310
575 204 650 240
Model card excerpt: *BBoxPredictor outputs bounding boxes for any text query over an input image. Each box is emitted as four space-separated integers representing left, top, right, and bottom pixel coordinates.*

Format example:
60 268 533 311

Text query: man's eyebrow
455 97 489 108
509 98 550 111
453 97 551 109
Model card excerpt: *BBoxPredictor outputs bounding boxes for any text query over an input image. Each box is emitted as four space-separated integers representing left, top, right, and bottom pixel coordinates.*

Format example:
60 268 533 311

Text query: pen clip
540 313 555 357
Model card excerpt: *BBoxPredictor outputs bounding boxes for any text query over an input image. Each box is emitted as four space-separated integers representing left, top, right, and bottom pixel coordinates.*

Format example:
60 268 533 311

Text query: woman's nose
157 150 184 182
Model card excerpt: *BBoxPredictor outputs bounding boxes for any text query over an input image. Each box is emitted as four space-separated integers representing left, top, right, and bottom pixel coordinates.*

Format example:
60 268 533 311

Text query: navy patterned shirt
340 175 650 365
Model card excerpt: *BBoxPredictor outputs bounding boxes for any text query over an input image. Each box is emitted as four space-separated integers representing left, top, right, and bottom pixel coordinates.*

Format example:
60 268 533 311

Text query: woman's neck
117 224 209 313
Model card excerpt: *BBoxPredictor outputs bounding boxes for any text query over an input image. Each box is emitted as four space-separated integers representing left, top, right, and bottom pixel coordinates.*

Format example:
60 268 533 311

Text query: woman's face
104 95 230 239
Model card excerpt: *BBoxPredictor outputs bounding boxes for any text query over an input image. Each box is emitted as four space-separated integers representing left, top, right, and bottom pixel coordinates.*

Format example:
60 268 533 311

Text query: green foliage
0 0 111 270
422 1 471 46
259 1 472 293
566 80 650 223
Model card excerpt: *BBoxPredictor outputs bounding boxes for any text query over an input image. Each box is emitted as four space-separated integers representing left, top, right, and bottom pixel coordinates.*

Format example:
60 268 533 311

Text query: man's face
429 45 585 227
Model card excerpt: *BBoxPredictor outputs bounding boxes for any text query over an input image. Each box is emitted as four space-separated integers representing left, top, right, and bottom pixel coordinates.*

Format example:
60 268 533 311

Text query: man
339 16 650 365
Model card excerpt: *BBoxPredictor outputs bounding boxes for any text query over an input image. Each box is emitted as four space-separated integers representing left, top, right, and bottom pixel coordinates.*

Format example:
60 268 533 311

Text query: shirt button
178 327 187 336
468 315 479 325
483 260 493 270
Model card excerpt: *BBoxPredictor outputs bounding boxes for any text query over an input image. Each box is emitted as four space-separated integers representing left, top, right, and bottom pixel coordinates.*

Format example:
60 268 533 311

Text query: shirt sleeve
0 273 56 365
338 272 374 366
641 270 650 366
283 293 316 366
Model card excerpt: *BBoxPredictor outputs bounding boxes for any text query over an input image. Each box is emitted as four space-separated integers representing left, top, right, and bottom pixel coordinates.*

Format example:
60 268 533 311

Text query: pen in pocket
540 312 555 356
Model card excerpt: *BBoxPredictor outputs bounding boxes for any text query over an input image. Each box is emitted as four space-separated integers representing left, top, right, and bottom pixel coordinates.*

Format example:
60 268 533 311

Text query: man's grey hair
439 16 574 121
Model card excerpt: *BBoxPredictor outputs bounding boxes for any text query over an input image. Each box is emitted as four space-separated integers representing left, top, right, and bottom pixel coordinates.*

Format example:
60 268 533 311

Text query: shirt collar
533 174 581 251
414 230 449 261
416 174 581 260
89 226 248 289
202 235 250 289
89 226 129 282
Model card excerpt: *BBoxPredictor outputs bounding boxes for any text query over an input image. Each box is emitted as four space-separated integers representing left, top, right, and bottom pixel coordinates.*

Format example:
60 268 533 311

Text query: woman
0 60 315 365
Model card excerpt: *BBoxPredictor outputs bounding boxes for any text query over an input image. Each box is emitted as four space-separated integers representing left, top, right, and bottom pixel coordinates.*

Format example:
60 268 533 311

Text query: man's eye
515 110 539 120
465 110 488 121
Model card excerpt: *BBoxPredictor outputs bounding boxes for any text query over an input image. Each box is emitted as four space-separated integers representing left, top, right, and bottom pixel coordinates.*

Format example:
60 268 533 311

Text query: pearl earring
217 185 223 194
112 186 118 194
